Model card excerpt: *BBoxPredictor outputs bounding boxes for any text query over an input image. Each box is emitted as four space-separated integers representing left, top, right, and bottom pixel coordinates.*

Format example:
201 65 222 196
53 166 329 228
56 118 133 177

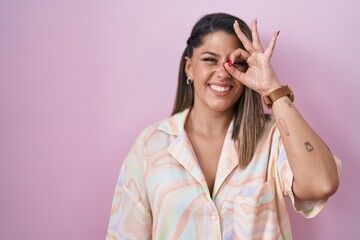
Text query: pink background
1 0 359 239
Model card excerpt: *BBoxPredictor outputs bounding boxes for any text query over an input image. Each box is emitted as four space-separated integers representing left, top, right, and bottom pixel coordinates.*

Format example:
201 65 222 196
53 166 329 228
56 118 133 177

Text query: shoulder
134 110 189 157
133 113 181 152
136 109 189 143
135 118 169 147
124 119 168 163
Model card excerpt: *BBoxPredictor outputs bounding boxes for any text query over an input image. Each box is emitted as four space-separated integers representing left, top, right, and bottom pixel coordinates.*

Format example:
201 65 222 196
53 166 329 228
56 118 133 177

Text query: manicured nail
277 31 280 36
228 60 233 67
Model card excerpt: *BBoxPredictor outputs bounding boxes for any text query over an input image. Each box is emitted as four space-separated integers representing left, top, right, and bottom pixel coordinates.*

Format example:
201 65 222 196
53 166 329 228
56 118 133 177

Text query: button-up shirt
106 109 339 240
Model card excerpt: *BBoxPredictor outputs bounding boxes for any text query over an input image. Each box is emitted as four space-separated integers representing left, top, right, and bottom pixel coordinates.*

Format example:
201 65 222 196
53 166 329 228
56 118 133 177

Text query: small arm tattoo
304 141 314 152
279 118 290 136
284 99 293 108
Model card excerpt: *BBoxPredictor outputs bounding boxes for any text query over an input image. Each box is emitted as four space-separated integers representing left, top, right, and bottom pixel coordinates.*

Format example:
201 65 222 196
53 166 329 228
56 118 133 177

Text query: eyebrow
200 51 220 57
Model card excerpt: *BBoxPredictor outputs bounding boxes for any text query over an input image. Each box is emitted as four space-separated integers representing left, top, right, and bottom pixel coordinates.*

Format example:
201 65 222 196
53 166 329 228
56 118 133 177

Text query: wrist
262 83 282 96
263 85 294 109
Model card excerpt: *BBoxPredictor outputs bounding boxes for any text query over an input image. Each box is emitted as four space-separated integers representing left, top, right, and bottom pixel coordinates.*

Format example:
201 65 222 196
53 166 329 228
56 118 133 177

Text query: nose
217 62 231 79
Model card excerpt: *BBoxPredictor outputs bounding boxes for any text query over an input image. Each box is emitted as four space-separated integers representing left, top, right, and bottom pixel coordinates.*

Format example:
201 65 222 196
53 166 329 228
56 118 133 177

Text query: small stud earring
186 77 193 85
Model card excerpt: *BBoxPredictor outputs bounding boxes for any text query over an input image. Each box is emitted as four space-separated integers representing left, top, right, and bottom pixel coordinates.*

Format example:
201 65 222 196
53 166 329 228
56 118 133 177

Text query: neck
185 106 234 138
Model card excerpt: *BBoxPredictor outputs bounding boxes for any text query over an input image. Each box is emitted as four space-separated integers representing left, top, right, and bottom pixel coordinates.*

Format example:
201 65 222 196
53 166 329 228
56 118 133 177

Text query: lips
209 84 231 93
208 83 233 96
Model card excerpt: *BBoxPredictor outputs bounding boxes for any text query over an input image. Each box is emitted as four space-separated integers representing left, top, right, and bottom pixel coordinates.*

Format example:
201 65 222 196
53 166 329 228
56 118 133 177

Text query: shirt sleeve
275 129 342 218
106 132 152 240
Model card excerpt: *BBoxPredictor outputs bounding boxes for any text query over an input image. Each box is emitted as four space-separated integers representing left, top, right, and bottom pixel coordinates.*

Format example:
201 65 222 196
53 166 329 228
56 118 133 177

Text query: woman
106 13 340 239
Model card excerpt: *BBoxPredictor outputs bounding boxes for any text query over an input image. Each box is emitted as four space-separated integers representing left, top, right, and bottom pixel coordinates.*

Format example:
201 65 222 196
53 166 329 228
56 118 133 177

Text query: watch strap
263 85 294 109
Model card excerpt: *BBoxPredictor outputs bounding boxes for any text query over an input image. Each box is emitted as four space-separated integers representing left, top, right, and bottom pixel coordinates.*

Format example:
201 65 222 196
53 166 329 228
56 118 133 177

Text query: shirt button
211 215 217 221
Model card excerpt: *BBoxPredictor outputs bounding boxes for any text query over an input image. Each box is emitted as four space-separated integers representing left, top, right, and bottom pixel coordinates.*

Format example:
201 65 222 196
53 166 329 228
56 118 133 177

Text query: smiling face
185 31 247 114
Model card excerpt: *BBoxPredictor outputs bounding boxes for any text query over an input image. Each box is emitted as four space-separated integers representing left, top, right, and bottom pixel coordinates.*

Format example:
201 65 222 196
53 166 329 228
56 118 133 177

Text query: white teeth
210 84 230 93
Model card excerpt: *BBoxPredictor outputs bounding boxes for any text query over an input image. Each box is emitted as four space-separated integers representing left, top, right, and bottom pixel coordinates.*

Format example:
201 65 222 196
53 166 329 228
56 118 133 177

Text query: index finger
228 48 250 63
234 20 255 53
251 19 264 52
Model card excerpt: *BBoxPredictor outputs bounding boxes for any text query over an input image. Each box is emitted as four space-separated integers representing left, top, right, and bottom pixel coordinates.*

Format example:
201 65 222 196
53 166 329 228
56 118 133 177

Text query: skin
186 19 339 201
184 31 246 193
225 19 339 201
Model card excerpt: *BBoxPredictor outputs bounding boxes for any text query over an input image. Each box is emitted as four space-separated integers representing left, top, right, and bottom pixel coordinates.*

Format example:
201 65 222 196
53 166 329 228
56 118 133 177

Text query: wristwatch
263 85 294 109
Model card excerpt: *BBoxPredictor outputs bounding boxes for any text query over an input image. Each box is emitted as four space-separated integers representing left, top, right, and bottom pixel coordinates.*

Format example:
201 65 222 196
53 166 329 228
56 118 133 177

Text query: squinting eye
202 58 217 63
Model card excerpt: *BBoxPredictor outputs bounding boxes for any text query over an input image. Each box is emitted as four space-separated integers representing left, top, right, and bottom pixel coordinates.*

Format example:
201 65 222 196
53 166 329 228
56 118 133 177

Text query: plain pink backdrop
1 0 359 239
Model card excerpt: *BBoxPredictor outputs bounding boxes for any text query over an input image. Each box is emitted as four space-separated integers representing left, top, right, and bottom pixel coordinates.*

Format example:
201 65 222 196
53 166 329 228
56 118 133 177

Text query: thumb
224 62 246 84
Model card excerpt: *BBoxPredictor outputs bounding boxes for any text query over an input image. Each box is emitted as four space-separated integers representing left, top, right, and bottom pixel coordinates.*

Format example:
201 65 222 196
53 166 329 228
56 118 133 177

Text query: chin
208 103 235 113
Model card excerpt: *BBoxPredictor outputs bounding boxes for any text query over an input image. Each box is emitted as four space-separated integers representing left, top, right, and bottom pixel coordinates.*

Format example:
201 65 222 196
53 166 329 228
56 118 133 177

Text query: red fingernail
277 31 280 36
228 60 233 67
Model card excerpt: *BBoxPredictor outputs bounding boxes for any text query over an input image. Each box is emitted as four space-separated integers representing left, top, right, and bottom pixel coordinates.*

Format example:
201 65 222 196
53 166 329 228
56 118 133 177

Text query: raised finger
234 20 255 53
264 31 280 58
229 48 250 63
251 19 264 52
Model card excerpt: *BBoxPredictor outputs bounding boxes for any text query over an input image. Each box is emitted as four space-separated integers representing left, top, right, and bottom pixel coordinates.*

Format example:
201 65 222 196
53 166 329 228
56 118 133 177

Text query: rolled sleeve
275 136 341 218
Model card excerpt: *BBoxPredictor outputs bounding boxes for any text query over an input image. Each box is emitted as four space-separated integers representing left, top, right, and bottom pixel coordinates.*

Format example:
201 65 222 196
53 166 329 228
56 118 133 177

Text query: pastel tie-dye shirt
106 109 340 240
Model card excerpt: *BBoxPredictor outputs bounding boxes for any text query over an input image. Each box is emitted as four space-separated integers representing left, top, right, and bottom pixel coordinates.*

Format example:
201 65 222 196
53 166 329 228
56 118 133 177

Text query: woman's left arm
270 93 339 201
225 19 339 201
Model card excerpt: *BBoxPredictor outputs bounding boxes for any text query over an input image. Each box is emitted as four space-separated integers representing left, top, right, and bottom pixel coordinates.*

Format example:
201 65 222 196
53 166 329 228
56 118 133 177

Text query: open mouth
209 84 231 93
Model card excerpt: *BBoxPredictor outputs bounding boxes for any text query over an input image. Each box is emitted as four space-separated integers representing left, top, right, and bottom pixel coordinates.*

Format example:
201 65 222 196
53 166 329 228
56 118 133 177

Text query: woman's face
185 31 246 113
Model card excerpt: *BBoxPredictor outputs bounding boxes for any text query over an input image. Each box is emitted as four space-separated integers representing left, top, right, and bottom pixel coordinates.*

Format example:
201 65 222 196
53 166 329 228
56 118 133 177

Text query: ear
184 56 193 80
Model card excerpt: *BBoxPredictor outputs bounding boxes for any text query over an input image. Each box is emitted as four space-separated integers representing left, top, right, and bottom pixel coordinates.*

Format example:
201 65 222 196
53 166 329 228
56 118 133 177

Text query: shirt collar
159 107 238 197
157 108 190 136
158 108 234 136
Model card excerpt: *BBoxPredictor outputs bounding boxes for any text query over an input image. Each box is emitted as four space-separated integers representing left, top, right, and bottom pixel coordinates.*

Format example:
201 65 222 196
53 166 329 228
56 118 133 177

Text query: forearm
225 17 339 200
271 95 339 201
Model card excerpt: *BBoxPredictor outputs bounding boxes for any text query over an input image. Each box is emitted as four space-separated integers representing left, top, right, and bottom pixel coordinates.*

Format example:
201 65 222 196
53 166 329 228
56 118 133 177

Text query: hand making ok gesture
224 19 282 96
